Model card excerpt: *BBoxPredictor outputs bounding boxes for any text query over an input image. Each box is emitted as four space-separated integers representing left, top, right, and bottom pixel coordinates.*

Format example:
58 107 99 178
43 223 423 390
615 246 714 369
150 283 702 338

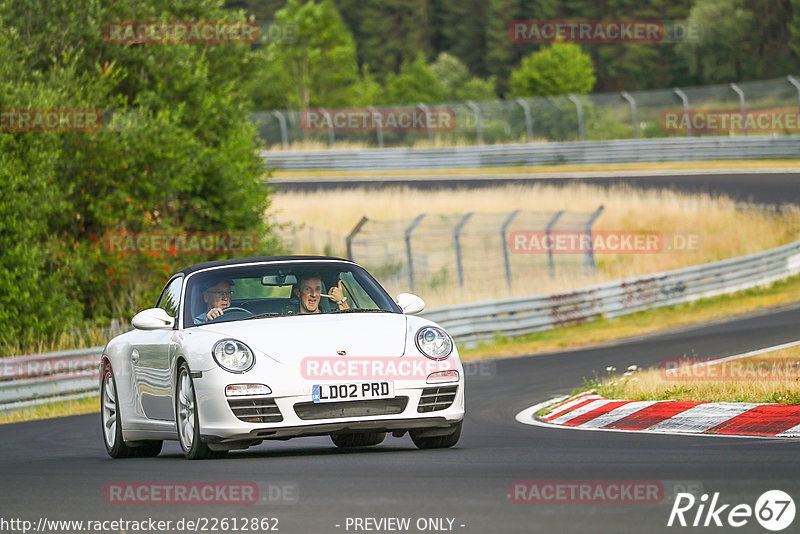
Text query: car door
132 276 183 421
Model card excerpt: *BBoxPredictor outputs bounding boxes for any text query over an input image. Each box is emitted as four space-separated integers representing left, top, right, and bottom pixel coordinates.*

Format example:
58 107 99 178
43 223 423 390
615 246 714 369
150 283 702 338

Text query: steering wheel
222 306 253 317
207 306 254 322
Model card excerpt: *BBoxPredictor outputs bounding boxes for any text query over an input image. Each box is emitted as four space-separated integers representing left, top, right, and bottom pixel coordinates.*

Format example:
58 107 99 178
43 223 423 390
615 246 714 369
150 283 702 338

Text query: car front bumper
193 367 465 444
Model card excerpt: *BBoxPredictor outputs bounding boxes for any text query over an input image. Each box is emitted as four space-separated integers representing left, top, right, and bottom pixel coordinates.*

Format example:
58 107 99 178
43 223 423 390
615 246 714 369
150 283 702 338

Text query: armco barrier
2 239 800 410
261 136 800 171
420 239 800 344
0 346 103 411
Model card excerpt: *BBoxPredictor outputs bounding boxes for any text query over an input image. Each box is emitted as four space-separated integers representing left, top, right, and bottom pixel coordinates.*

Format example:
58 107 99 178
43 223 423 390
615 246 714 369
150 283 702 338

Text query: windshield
183 262 400 326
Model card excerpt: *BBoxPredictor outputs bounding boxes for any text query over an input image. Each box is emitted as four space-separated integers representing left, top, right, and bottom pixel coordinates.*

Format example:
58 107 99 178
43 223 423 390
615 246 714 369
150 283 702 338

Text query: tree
350 64 384 106
791 0 800 62
485 0 559 94
334 0 430 80
256 0 360 109
431 53 496 101
744 0 794 79
383 54 444 104
0 0 276 351
508 42 595 97
434 0 490 77
677 0 756 83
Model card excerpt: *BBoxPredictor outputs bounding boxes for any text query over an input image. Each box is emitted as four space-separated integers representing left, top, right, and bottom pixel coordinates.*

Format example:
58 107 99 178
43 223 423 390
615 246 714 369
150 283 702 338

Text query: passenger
195 278 234 323
293 273 350 314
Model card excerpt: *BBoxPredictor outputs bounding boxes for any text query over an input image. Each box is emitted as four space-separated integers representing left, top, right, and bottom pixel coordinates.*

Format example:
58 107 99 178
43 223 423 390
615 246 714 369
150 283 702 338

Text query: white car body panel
102 258 465 450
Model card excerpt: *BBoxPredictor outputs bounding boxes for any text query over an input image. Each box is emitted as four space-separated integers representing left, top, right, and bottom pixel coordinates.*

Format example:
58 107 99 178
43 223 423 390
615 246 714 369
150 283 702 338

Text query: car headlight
212 339 255 373
415 326 453 360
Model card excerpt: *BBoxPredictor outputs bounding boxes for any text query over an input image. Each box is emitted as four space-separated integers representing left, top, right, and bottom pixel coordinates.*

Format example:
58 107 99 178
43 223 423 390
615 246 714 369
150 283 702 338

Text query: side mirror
131 308 175 330
396 293 425 315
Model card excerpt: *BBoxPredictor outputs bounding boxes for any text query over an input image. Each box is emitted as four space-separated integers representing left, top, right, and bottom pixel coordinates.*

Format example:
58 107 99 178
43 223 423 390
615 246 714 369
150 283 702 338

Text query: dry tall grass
593 346 800 404
270 184 800 307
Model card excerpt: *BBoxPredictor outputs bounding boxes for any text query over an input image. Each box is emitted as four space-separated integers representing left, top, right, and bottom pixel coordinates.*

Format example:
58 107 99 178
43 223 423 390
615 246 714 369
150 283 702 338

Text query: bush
0 0 278 353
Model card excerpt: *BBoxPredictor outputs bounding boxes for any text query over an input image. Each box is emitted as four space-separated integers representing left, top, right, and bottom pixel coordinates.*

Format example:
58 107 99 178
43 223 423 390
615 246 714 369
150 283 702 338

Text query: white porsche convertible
100 256 465 459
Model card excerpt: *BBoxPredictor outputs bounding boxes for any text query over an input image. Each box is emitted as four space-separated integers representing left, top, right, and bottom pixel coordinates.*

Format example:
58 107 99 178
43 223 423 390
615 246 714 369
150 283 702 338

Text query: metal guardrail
2 238 800 410
420 239 800 345
261 136 800 171
0 347 103 411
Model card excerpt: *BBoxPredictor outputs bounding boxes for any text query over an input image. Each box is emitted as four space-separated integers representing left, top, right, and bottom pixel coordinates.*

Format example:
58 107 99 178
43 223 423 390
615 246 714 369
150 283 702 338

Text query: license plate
312 382 394 403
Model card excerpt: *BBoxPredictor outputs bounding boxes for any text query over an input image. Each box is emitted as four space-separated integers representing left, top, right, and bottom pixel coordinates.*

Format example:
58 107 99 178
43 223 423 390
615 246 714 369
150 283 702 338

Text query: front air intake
417 386 458 413
227 397 283 423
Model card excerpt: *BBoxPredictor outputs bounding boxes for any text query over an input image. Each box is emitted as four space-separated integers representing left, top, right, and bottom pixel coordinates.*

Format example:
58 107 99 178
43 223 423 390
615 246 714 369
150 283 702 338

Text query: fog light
225 384 272 396
426 370 459 384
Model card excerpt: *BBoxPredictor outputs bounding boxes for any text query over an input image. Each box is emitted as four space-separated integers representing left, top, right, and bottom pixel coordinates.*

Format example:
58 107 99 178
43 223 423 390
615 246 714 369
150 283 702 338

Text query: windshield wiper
327 308 394 314
243 312 285 320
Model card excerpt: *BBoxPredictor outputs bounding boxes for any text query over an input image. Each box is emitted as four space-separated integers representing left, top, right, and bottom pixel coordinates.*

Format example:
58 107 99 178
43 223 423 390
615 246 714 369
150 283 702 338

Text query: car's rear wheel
176 362 227 460
410 420 462 449
101 363 162 458
330 431 386 448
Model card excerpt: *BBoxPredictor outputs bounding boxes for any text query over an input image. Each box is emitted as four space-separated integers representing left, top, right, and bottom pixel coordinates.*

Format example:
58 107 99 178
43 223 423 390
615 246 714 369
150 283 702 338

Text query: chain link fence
274 208 603 299
345 208 603 295
273 222 348 258
254 76 800 148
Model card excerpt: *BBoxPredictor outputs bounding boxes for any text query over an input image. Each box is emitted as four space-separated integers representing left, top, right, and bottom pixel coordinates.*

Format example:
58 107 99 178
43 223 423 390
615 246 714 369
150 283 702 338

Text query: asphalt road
271 170 800 206
3 304 800 534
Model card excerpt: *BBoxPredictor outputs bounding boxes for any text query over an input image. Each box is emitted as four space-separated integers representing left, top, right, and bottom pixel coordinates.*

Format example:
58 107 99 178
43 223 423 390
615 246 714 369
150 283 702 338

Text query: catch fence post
466 101 483 144
545 210 565 279
345 216 369 260
404 214 427 291
673 88 690 136
501 209 521 287
271 110 289 147
318 107 335 146
620 91 638 139
568 94 585 141
368 106 384 148
515 98 533 141
729 83 746 136
583 205 605 276
454 212 474 287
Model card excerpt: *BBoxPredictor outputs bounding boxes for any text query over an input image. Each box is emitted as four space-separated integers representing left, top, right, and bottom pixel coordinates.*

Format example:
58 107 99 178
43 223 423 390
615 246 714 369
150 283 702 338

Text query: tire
175 362 227 460
101 362 162 458
410 420 462 449
330 431 386 448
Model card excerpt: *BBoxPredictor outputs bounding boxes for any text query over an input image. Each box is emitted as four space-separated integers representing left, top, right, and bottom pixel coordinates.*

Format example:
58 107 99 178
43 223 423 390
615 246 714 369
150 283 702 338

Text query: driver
195 278 235 323
294 273 350 314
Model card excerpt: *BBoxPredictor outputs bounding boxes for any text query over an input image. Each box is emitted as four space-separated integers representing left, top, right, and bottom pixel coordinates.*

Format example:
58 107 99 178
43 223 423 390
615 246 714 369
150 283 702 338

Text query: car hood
195 312 408 363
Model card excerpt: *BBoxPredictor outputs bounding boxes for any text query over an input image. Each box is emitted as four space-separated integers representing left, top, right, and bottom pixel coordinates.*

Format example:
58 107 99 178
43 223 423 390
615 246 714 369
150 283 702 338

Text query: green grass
0 395 99 425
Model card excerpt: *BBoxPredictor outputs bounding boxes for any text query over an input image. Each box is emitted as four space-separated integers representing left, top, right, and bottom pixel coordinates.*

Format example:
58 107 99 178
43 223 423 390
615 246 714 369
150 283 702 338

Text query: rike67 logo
668 490 795 531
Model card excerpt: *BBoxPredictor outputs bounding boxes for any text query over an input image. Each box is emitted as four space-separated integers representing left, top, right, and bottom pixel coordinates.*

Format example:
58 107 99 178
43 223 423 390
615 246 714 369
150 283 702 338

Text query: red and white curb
516 391 800 438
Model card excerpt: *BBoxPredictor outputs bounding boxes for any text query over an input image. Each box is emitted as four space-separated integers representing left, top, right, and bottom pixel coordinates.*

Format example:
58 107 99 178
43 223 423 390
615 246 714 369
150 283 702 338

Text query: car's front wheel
101 362 162 458
330 431 386 448
176 362 227 460
410 420 462 449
